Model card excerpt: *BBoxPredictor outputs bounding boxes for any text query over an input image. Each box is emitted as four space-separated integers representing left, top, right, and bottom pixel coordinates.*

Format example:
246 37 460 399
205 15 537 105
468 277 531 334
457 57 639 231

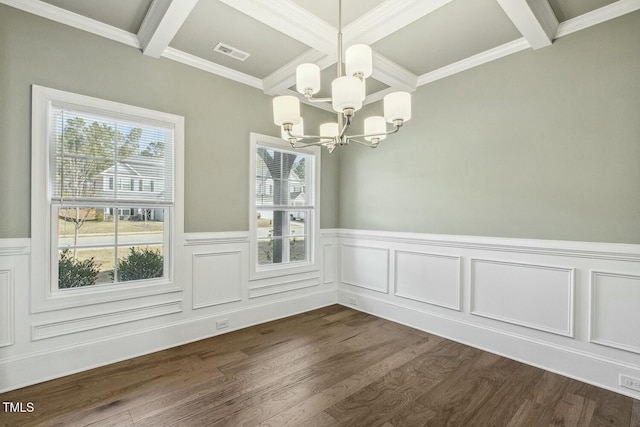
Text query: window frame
249 132 321 280
31 85 184 313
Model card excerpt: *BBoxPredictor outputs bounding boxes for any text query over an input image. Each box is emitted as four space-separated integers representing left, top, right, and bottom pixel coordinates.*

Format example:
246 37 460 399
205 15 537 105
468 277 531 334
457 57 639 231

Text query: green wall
339 11 640 243
0 5 337 238
1 5 639 243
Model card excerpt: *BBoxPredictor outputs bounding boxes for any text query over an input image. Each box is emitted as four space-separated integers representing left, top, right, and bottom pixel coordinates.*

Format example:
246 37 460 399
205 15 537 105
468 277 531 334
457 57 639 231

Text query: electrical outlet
216 319 229 330
348 297 358 306
619 374 640 392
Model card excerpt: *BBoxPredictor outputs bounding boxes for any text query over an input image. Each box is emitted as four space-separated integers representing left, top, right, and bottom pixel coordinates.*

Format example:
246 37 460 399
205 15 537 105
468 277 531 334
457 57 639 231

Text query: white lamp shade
281 118 304 140
364 116 387 142
273 95 301 126
296 63 320 94
383 91 411 123
320 122 339 142
345 44 372 78
332 76 363 113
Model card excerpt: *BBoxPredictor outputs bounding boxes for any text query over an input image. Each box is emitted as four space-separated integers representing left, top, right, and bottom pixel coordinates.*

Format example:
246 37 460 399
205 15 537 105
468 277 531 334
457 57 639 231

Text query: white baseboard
0 288 336 393
338 289 640 400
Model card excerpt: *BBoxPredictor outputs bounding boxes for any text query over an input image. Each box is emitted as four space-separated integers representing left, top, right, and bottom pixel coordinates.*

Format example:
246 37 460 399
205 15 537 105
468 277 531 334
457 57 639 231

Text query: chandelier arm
347 138 377 147
346 123 402 140
286 129 328 141
338 113 352 139
290 140 333 148
307 97 332 103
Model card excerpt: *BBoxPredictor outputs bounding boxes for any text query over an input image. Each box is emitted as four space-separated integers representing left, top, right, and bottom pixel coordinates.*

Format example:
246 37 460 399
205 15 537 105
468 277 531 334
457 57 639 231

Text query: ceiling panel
372 0 521 76
170 0 311 79
548 0 618 22
291 0 387 28
41 0 152 34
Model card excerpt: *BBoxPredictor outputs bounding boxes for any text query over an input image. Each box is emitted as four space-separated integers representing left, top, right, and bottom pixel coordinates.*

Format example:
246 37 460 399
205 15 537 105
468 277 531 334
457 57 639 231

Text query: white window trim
31 85 184 313
249 132 321 281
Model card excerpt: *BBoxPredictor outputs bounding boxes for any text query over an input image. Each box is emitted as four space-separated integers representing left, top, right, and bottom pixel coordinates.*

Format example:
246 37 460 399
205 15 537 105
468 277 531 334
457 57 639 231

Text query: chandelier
272 0 412 153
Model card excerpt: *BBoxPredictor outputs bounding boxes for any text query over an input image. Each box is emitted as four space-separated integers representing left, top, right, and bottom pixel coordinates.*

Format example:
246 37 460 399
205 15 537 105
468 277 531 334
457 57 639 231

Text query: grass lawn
58 219 163 236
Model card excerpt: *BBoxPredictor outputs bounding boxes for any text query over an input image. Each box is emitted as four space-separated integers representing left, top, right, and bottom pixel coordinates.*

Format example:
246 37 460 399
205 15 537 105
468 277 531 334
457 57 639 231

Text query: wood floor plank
0 305 636 427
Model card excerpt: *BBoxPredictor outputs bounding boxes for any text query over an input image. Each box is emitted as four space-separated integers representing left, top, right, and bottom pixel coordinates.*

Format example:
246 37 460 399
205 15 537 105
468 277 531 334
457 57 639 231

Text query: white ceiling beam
137 0 199 58
555 0 640 39
496 0 558 49
217 0 336 54
343 0 452 45
0 0 140 48
372 53 417 92
262 50 334 96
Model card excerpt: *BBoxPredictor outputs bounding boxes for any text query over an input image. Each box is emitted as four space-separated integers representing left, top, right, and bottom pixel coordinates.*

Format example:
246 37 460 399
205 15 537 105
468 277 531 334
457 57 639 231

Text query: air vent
213 43 250 61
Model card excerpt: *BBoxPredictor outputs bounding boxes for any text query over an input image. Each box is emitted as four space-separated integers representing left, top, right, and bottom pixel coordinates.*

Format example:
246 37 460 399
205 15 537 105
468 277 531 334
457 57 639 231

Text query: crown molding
555 0 640 39
417 38 530 86
0 0 140 48
162 48 263 90
217 0 336 55
344 0 452 45
137 0 199 58
496 0 558 49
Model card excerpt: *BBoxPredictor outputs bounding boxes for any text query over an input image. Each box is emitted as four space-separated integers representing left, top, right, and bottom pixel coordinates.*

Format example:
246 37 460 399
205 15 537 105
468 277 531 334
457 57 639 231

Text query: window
31 86 184 311
250 133 320 279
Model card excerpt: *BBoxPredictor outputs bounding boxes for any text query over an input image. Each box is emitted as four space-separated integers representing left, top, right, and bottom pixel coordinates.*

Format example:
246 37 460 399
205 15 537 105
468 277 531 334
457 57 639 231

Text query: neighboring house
256 166 307 220
98 155 166 221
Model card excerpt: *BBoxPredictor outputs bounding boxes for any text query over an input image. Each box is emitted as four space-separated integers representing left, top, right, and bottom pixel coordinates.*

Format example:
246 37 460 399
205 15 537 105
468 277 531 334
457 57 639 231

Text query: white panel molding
590 271 640 355
496 0 558 49
323 244 337 284
337 229 640 262
0 238 30 256
470 258 575 337
137 0 199 58
162 48 263 90
0 268 15 347
394 250 461 311
1 289 336 393
31 300 183 341
555 0 640 39
0 0 141 48
341 244 390 293
249 275 321 299
337 289 640 400
217 0 336 54
192 251 243 309
417 38 531 86
184 231 250 246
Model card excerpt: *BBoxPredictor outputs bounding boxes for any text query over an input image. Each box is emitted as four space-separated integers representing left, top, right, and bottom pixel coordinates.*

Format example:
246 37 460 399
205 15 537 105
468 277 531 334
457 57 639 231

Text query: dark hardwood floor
0 305 638 426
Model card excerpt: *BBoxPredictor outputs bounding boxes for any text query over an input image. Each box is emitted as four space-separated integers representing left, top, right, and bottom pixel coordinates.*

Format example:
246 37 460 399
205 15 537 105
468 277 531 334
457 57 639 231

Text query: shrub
58 249 100 288
115 247 163 282
95 211 104 222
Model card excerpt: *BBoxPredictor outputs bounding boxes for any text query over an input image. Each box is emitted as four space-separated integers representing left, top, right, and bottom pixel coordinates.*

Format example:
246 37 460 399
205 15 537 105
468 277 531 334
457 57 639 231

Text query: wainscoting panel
323 243 336 284
31 300 183 341
341 244 389 293
590 271 640 354
470 258 574 337
192 250 243 309
0 268 14 347
394 250 461 310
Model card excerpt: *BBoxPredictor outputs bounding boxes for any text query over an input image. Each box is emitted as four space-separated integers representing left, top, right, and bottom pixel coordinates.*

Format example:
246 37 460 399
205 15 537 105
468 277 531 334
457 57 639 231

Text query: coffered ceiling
4 0 639 112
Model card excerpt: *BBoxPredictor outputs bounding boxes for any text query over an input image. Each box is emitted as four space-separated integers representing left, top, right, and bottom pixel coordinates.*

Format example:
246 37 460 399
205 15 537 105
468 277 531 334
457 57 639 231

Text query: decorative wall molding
394 250 461 311
323 243 337 284
0 238 31 256
31 300 183 341
192 251 243 309
590 270 640 355
341 244 390 293
184 231 250 246
337 229 640 262
470 258 575 337
249 275 321 299
0 268 15 347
